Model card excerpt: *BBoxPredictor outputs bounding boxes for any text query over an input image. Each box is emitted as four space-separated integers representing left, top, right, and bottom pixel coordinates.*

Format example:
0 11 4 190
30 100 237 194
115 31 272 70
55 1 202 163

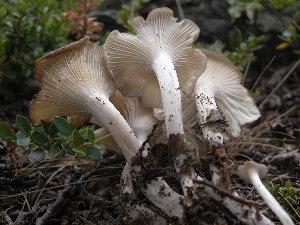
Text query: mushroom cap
193 49 261 136
237 161 268 183
68 115 91 128
30 37 116 125
110 91 160 143
104 7 207 108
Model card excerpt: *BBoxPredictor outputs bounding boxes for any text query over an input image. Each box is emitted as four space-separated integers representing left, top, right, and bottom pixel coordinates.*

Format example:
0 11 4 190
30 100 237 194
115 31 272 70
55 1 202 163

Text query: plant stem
152 53 184 136
195 82 224 143
85 94 140 162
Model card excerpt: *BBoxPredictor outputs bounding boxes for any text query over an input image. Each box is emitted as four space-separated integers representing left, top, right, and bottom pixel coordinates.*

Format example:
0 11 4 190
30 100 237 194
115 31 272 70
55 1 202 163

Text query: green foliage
227 0 262 22
0 0 74 87
277 23 300 55
267 181 300 222
0 115 105 162
117 0 151 33
226 0 300 55
194 33 265 71
0 121 15 145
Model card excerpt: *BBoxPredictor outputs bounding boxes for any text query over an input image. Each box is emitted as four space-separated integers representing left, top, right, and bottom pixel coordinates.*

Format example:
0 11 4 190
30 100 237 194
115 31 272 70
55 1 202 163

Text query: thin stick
226 141 284 151
0 211 13 225
0 175 119 200
243 137 295 142
259 58 300 108
242 55 253 85
175 0 185 19
34 166 66 206
193 178 255 206
243 106 296 135
139 124 158 152
251 56 276 92
130 0 136 23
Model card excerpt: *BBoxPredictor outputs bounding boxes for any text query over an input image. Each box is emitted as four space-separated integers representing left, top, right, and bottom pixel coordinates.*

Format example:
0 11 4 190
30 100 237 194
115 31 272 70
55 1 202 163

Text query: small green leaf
79 127 88 136
53 116 72 135
285 181 291 189
72 129 84 147
0 122 15 139
87 129 95 142
74 149 87 157
29 149 46 162
49 123 58 138
16 115 32 136
32 131 49 146
50 143 64 157
16 131 30 147
57 132 69 141
94 144 106 150
41 120 50 134
32 126 45 133
84 146 102 160
0 122 16 145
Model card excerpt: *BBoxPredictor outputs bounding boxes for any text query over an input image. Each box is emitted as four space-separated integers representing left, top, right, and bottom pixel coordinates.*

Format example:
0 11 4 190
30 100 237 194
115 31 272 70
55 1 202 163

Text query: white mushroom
238 161 294 225
30 37 140 162
187 49 260 142
104 8 207 136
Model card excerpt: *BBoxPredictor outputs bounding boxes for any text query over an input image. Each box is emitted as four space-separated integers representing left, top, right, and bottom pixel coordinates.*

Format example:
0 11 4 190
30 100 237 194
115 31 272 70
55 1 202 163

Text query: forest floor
0 1 299 224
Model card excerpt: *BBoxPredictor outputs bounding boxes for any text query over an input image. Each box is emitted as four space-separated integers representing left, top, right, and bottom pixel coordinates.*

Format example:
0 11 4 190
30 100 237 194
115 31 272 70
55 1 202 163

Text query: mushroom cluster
29 7 293 225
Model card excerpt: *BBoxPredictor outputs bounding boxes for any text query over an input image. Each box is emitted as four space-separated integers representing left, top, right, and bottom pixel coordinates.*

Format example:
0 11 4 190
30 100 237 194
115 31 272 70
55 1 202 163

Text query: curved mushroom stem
152 53 184 136
195 82 224 143
246 167 294 225
84 94 139 162
199 168 275 225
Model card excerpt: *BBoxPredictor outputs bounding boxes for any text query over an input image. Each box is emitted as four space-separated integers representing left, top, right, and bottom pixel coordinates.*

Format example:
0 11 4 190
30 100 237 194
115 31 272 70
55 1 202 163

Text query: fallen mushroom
104 7 207 136
238 161 294 225
30 37 139 162
191 49 260 142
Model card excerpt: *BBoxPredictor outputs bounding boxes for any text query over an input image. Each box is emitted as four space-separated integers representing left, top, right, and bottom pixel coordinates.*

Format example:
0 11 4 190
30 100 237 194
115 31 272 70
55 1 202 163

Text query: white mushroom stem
121 164 168 225
195 81 224 143
141 177 184 218
84 94 139 162
152 53 196 196
152 53 184 136
245 167 294 225
198 168 275 225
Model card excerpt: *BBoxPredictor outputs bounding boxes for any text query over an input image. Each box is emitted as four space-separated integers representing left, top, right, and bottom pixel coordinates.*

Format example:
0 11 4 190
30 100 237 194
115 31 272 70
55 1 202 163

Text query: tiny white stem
152 53 184 136
85 94 140 162
247 168 294 225
200 167 275 225
195 82 223 143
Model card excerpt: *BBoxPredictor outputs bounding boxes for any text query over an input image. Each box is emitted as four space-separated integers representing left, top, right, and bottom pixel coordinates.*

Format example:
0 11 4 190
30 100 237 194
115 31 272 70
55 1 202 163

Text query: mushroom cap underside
30 38 116 125
104 8 207 108
194 49 261 136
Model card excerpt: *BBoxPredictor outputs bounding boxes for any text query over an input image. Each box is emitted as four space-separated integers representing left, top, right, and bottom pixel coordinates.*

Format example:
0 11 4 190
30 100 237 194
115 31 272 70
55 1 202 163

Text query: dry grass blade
175 0 185 19
245 137 295 142
34 166 66 206
251 56 276 92
226 141 285 151
258 58 300 108
243 106 297 135
242 55 253 85
0 175 120 200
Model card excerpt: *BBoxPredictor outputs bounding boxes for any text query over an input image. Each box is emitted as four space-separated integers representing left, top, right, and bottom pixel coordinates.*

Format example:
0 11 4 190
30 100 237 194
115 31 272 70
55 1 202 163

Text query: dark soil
0 0 299 224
